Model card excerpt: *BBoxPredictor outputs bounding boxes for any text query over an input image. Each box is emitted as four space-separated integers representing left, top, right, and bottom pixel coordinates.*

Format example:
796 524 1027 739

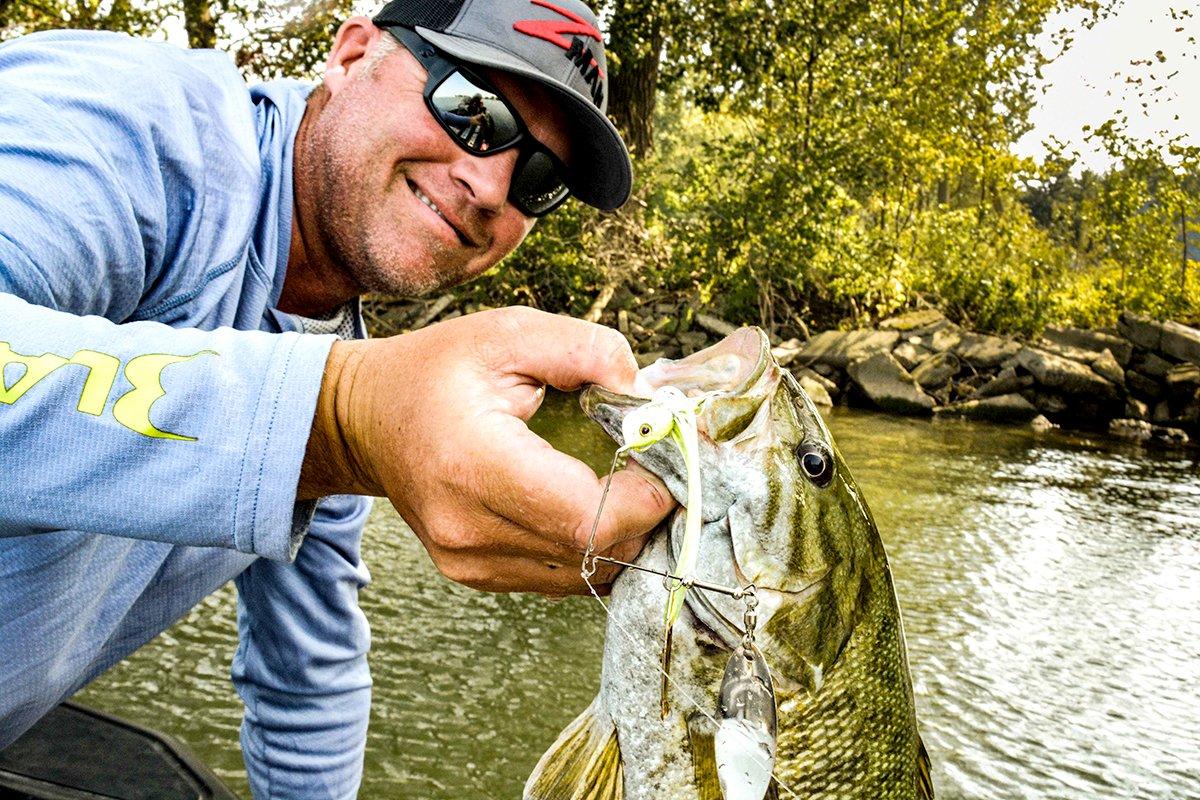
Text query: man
0 0 672 796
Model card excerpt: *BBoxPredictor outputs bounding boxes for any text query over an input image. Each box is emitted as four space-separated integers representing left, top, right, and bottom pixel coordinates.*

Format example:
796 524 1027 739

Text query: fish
524 327 933 800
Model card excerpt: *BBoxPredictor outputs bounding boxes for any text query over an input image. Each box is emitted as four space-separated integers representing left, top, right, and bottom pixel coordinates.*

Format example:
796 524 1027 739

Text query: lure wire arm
587 554 756 601
581 446 630 582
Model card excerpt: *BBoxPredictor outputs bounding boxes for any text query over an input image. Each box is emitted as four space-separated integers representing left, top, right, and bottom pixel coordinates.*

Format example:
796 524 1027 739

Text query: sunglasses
387 26 570 217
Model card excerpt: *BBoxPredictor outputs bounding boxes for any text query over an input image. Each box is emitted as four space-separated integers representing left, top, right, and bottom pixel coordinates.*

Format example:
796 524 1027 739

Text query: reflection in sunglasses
388 25 570 215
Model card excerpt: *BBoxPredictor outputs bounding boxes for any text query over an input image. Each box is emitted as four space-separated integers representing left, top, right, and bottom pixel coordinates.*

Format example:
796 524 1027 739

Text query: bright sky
1014 0 1200 171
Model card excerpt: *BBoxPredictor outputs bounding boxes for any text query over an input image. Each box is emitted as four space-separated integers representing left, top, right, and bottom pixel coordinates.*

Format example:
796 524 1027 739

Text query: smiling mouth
408 180 474 247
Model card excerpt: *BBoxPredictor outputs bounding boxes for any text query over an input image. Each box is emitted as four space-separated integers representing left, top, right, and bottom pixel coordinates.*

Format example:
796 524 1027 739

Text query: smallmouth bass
525 328 933 800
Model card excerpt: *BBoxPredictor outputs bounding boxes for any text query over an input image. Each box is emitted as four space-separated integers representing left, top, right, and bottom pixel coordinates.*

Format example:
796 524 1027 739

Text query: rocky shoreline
364 297 1200 448
779 309 1199 447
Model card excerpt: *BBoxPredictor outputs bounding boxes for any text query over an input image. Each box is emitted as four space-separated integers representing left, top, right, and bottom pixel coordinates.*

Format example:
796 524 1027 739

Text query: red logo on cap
514 0 605 78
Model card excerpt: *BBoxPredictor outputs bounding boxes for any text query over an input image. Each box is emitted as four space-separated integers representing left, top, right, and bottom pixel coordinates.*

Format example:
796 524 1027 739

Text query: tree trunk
606 0 665 158
183 0 217 49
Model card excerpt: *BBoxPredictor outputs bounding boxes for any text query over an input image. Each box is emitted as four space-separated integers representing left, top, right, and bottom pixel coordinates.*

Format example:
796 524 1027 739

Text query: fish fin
685 713 722 800
916 734 935 800
524 699 623 800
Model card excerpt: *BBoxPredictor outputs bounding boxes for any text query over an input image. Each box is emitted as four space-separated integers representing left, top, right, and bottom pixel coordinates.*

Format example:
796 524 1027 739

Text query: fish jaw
581 385 739 522
580 327 776 525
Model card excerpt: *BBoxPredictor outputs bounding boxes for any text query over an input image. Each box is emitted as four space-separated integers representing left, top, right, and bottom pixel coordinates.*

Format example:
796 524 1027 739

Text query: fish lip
579 384 647 444
580 326 774 424
579 384 644 418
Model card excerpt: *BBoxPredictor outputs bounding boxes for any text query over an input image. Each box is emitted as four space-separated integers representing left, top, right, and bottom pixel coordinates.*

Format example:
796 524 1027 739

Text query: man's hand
299 306 675 595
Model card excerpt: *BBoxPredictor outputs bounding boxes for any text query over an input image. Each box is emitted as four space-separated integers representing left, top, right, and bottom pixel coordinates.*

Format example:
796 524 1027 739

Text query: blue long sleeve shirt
0 30 372 798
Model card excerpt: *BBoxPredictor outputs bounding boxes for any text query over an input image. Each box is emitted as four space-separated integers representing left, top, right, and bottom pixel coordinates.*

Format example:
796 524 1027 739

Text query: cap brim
412 26 632 211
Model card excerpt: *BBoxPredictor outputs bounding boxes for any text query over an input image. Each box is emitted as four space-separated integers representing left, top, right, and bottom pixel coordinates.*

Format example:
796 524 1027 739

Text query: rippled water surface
80 399 1200 799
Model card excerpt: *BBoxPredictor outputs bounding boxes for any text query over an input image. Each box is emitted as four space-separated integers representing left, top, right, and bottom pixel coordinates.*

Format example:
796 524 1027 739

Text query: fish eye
640 423 652 436
797 443 834 488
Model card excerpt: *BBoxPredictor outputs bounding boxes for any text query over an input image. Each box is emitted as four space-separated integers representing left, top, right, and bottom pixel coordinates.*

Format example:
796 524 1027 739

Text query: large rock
1118 312 1165 351
812 362 840 379
1119 312 1200 365
1043 326 1134 366
771 338 804 367
1126 369 1163 399
930 327 963 353
1090 350 1126 386
793 367 839 397
1016 347 1121 399
1176 391 1200 425
955 333 1022 368
1151 426 1190 446
1035 341 1125 388
846 352 935 415
1161 321 1200 365
1028 391 1069 415
911 352 961 389
1131 351 1174 379
695 313 738 338
933 393 1039 423
892 341 932 370
879 309 950 335
1037 339 1094 364
1125 398 1150 420
1108 419 1189 446
1165 363 1200 398
955 372 994 398
796 374 833 406
1109 418 1153 442
796 329 900 369
975 366 1034 399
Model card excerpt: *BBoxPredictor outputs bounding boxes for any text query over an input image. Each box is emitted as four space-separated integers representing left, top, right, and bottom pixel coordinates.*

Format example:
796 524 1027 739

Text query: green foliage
1 0 166 39
3 0 1196 334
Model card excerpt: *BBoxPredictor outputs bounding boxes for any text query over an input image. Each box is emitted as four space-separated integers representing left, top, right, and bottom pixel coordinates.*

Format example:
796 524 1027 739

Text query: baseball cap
372 0 632 211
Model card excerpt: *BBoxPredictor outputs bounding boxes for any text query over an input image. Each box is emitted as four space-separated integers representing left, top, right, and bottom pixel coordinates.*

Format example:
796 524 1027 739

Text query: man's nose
450 148 520 214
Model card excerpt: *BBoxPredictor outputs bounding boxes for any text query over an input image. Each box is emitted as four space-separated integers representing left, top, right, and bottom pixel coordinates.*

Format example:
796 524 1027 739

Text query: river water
79 398 1200 799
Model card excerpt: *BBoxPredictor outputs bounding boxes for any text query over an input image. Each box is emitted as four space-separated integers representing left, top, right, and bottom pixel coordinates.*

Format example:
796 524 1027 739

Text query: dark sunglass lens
512 149 569 216
430 71 521 152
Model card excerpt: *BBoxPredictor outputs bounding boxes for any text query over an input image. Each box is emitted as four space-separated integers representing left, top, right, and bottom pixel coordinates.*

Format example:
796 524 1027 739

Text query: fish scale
770 577 923 797
525 328 933 800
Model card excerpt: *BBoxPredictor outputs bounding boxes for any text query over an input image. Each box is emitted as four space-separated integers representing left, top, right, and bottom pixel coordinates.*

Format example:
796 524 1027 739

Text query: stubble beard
306 85 476 298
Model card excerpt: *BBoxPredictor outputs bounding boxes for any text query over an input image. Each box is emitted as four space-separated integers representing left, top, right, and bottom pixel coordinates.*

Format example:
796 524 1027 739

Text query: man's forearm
0 292 333 561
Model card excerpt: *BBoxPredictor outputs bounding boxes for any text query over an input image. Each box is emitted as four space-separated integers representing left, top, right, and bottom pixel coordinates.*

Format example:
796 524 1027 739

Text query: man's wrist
298 339 380 500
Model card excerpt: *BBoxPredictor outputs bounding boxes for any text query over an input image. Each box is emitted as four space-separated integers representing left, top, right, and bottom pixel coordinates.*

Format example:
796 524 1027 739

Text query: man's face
302 27 574 297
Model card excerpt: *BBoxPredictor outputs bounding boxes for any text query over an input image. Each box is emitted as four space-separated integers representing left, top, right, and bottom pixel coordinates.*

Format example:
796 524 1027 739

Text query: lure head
621 400 676 452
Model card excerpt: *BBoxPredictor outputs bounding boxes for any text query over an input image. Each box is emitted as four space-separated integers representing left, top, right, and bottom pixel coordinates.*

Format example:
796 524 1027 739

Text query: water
78 398 1200 799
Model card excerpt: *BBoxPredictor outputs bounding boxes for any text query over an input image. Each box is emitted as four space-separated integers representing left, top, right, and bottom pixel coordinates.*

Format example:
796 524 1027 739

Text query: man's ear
323 17 382 94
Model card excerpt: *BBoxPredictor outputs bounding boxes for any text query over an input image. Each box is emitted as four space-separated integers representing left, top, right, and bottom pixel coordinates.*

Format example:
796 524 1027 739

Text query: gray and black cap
372 0 631 211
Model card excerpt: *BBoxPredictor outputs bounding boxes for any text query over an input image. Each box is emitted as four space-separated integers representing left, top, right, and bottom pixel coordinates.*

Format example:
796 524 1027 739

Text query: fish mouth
580 327 770 442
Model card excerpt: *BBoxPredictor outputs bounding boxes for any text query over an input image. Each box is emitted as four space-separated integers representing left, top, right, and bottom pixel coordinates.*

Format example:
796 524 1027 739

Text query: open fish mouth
580 327 770 436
